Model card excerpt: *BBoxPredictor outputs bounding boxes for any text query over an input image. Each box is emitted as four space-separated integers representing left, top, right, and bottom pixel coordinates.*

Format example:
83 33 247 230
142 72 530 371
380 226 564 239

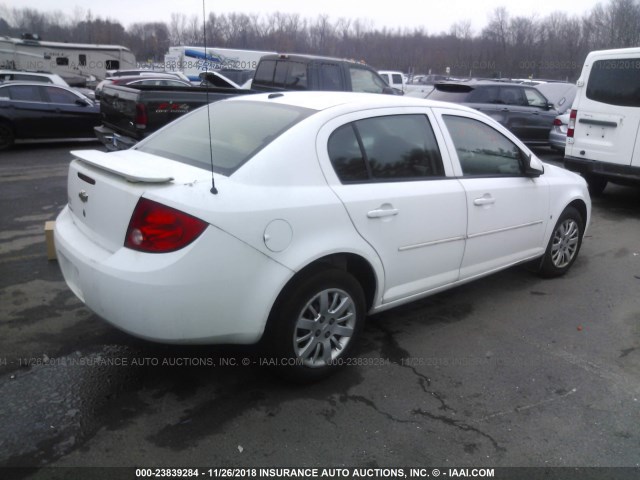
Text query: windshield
136 100 313 175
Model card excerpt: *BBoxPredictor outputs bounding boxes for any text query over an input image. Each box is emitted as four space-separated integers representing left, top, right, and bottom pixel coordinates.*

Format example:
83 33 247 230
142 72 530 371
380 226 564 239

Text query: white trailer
164 46 275 81
0 35 136 83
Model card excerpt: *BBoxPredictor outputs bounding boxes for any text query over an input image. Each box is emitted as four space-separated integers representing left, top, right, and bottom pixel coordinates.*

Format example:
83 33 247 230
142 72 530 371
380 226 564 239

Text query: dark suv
428 81 557 145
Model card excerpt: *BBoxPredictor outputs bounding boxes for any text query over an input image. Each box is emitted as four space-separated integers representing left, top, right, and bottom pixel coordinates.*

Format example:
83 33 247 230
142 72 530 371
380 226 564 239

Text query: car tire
538 206 584 278
584 174 607 196
0 122 15 150
267 268 366 382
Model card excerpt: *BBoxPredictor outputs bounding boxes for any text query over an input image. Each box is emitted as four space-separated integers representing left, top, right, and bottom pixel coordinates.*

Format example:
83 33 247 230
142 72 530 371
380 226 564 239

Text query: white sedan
55 92 591 381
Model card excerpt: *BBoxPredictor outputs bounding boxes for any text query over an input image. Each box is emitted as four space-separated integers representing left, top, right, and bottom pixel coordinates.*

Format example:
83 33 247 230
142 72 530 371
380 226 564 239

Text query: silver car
549 112 570 151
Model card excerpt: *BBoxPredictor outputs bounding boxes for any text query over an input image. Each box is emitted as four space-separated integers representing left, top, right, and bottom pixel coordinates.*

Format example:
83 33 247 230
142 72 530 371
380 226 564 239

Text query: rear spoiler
71 150 174 183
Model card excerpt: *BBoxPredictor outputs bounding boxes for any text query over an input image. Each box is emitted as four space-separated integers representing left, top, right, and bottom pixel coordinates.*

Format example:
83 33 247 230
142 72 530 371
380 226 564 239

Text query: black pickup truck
95 55 395 150
251 54 396 94
94 84 253 150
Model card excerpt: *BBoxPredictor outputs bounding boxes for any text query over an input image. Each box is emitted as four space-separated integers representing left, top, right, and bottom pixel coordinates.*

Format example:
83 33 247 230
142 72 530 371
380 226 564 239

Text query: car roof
227 90 478 114
259 53 371 65
0 70 67 83
110 75 190 82
0 81 79 91
0 69 58 76
436 79 527 88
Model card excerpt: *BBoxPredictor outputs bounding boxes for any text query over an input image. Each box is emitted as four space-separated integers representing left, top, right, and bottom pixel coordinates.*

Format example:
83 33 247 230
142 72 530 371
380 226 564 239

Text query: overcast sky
5 0 603 34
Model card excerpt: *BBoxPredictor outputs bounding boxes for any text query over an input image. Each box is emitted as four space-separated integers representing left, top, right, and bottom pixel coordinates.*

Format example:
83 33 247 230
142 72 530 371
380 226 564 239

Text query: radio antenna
202 0 218 194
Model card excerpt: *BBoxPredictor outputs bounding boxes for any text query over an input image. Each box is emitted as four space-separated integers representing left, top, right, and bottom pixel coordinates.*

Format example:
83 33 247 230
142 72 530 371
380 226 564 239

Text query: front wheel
267 269 366 382
538 206 584 278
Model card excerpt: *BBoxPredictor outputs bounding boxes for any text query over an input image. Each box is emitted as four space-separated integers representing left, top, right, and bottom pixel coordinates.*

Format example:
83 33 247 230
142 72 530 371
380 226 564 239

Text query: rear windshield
427 85 473 102
586 59 640 107
136 100 313 175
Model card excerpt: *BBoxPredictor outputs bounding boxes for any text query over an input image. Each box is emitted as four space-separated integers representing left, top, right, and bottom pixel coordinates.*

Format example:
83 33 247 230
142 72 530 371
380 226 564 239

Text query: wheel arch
278 252 378 312
567 198 588 229
263 252 379 342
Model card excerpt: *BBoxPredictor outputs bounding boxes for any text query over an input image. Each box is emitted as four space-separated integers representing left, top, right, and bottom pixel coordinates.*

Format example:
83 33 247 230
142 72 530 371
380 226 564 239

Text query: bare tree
1 0 638 80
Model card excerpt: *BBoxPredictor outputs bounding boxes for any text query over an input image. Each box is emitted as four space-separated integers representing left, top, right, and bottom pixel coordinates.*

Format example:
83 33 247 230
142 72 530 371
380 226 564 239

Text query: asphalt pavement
0 143 639 477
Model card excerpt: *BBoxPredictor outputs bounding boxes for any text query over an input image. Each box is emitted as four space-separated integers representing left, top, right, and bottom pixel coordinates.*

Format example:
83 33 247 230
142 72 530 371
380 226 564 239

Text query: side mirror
523 152 544 177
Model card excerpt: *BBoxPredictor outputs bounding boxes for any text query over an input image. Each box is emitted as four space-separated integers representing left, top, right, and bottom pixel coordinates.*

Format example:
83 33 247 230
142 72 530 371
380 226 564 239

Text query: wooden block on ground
45 221 56 261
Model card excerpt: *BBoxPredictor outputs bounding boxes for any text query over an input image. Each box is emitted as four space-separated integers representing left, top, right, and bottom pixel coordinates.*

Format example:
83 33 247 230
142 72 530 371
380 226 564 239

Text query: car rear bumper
548 129 566 150
94 125 138 151
54 205 293 344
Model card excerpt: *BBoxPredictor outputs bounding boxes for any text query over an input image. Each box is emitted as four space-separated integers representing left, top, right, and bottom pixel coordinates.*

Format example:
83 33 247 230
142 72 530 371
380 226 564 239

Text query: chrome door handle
367 208 399 218
474 195 495 206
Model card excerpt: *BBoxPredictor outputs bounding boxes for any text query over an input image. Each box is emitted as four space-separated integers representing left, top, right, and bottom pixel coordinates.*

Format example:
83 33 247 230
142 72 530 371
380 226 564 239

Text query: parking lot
0 142 639 474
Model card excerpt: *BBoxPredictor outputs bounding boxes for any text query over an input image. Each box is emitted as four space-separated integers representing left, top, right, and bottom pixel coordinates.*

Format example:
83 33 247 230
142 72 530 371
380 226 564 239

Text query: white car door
434 108 550 280
316 108 467 304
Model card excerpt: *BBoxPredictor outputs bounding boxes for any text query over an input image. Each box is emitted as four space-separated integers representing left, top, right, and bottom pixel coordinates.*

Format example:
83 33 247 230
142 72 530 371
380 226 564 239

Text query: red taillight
135 103 147 129
553 118 562 126
567 109 577 138
125 198 207 253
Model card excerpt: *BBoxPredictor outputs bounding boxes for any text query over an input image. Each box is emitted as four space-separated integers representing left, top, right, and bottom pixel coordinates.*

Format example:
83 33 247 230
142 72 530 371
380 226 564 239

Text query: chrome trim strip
398 221 544 252
399 235 466 252
467 220 544 239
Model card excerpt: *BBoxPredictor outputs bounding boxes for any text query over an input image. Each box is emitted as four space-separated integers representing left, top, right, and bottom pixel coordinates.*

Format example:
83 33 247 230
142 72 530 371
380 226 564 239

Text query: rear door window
328 114 445 182
467 86 499 103
8 85 43 102
319 63 344 91
499 87 527 106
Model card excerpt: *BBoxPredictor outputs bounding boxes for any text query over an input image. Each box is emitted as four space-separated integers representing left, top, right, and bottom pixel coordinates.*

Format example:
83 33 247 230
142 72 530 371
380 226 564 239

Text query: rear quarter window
586 58 640 107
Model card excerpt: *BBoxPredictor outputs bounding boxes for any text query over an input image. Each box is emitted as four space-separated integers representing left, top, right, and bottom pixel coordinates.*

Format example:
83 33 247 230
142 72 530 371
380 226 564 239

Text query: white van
564 47 640 195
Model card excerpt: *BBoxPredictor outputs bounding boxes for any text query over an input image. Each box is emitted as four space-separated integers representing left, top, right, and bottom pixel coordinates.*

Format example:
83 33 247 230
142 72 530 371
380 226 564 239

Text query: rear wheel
0 122 15 150
267 269 366 382
585 174 607 196
538 206 584 278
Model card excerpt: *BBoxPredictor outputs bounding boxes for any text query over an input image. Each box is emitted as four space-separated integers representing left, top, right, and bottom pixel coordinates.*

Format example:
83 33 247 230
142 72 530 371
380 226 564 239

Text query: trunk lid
67 149 211 253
